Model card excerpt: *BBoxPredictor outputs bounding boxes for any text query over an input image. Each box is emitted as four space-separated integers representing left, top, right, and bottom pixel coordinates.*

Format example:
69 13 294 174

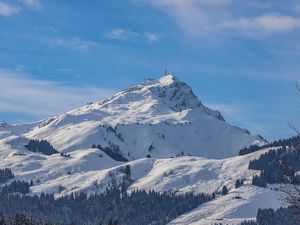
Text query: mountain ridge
1 74 265 159
0 75 293 225
100 75 225 121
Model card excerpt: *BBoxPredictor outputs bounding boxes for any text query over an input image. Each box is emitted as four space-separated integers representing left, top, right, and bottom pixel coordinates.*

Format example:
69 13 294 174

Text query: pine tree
0 212 5 225
221 185 228 195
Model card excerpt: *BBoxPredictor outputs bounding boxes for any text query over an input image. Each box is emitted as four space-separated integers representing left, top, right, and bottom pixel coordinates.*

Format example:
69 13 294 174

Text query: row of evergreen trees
240 206 300 225
25 140 58 155
239 135 300 156
0 169 14 184
91 144 128 162
0 188 212 225
249 146 300 187
1 180 31 195
0 168 32 194
242 136 300 225
0 175 212 225
0 213 119 225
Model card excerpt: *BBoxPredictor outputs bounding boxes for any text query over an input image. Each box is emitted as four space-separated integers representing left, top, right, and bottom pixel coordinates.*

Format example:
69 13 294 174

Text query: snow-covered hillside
0 120 38 140
0 136 286 224
1 136 268 196
0 75 282 224
168 185 283 225
22 75 264 159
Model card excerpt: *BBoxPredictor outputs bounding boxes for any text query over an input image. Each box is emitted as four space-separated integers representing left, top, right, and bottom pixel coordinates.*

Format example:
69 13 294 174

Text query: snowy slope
0 135 123 194
0 137 286 224
0 134 271 196
24 75 264 159
168 186 284 225
0 75 279 224
0 120 39 140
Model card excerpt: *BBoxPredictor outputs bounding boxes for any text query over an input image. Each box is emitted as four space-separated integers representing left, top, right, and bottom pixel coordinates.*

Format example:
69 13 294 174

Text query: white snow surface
23 75 264 159
0 136 286 223
168 186 284 225
0 75 282 223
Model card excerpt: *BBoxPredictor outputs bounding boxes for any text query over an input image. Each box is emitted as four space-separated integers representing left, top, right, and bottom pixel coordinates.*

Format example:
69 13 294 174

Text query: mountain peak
24 75 265 160
158 75 179 86
99 75 225 121
147 75 224 121
147 75 201 112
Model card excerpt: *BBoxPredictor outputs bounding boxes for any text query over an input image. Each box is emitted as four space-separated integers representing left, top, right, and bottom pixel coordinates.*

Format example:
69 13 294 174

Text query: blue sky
0 0 300 141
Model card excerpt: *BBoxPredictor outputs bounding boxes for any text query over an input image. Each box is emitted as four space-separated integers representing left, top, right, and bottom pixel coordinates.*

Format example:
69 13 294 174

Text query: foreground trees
0 177 212 225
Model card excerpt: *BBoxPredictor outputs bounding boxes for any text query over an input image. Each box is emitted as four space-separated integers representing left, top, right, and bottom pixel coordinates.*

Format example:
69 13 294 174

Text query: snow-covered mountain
0 75 281 225
0 136 285 224
23 75 264 159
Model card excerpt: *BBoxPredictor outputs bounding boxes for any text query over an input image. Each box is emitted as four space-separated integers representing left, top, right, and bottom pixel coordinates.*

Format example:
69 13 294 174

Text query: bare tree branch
278 157 300 207
289 81 300 135
288 122 300 136
280 81 300 207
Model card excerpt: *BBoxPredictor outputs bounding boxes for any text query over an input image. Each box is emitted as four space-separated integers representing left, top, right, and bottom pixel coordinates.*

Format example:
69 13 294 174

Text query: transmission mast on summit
164 64 168 76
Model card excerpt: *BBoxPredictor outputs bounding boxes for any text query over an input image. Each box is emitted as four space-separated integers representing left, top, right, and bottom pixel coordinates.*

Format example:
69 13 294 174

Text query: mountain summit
101 74 224 121
25 75 265 159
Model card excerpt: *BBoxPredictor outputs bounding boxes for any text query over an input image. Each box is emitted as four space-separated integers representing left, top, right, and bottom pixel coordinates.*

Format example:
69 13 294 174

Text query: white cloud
139 0 231 7
22 0 41 9
222 14 300 34
105 28 160 42
144 33 160 42
0 70 114 118
134 0 224 35
0 1 20 16
50 37 98 52
196 0 232 6
104 28 139 41
148 0 204 29
0 0 42 17
135 0 300 37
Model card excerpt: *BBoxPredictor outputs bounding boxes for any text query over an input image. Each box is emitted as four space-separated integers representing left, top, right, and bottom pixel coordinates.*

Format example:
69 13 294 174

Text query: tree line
249 145 300 188
240 206 300 225
239 135 300 156
0 167 212 225
25 140 58 155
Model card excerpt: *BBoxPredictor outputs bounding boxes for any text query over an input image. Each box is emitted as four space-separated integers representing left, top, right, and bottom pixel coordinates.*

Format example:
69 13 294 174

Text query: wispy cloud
142 0 209 35
104 28 161 42
0 70 114 119
104 28 139 41
0 1 20 17
136 0 300 37
22 0 41 9
144 33 160 42
135 0 231 36
49 37 98 52
222 14 300 35
0 0 41 17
